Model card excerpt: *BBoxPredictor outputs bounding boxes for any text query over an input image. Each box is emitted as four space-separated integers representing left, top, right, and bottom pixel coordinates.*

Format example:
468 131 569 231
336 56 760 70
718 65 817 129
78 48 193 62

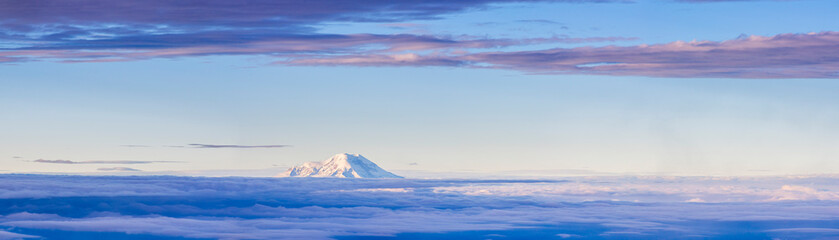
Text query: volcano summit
277 153 402 178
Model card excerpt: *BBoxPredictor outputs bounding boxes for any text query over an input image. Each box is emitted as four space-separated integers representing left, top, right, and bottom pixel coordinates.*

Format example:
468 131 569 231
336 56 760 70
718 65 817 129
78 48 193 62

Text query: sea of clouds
0 174 838 239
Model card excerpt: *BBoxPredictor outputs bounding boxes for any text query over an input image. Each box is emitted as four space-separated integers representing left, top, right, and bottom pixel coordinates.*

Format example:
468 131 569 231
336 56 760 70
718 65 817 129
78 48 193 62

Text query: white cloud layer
0 175 838 239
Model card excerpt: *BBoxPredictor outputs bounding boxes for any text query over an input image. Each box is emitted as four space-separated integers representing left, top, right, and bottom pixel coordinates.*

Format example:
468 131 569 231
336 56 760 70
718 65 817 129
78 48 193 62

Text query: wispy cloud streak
32 159 177 164
182 144 291 149
0 33 634 64
120 145 151 148
97 167 142 172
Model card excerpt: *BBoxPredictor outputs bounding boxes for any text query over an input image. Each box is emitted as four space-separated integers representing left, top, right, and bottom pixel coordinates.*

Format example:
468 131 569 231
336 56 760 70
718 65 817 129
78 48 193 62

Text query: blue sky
1 0 838 175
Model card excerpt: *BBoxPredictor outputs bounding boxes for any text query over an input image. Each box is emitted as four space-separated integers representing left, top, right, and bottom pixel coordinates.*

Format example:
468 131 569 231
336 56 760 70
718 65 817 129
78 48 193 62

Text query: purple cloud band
0 0 590 25
0 0 602 48
0 0 831 78
0 0 612 57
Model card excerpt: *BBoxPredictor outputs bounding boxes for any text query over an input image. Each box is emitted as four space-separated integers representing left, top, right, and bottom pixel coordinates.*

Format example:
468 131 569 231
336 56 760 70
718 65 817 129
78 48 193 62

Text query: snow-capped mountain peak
277 153 402 178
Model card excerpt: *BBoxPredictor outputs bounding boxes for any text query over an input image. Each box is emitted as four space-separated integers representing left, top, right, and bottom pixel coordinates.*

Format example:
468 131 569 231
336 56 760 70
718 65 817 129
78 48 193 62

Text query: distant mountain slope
277 153 402 178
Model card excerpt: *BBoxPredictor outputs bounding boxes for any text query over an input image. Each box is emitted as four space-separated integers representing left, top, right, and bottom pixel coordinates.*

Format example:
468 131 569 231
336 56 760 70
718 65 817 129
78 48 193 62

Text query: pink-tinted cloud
284 32 839 79
0 34 632 63
467 32 839 78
